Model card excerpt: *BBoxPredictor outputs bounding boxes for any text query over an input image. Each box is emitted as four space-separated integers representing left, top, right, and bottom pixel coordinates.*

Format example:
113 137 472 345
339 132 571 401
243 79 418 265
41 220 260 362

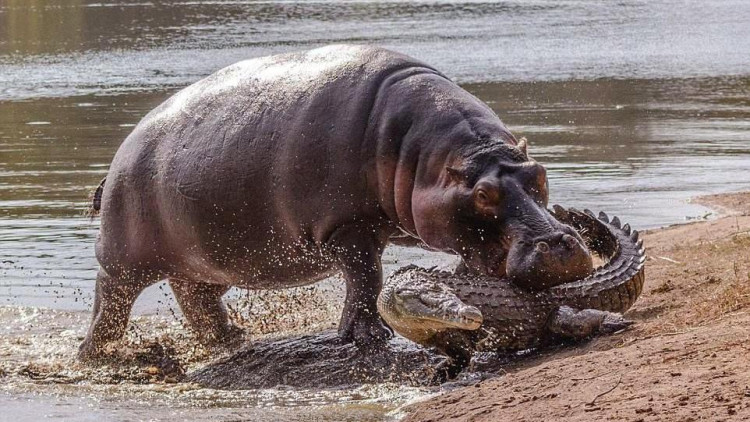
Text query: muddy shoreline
1 192 747 421
402 191 750 421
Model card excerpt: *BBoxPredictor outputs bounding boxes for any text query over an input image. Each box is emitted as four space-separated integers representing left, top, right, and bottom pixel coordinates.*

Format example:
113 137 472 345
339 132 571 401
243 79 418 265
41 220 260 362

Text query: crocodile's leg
547 306 633 339
430 330 475 381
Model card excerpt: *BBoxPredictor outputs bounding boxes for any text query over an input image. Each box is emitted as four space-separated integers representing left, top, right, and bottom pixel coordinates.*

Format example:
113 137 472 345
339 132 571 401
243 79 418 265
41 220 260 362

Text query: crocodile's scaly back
545 207 646 313
437 273 554 351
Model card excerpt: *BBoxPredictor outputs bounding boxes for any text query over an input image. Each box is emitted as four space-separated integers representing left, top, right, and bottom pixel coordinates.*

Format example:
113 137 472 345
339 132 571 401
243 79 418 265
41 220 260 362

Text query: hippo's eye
473 179 502 215
474 187 499 205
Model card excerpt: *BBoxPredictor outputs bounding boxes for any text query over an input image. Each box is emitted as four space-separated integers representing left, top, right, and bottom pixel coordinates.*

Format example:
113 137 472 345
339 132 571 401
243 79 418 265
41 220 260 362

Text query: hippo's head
411 138 593 290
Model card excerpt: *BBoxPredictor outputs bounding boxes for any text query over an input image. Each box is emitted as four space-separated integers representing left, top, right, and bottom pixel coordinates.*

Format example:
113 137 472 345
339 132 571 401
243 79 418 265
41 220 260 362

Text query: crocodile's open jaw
378 278 483 337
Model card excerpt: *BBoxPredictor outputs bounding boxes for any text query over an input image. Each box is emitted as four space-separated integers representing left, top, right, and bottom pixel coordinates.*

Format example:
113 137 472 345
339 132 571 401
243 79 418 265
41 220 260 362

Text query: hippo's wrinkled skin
79 45 592 360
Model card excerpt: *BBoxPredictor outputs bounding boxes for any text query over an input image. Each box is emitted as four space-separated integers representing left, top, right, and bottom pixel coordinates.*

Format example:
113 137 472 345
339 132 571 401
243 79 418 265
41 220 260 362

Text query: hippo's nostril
536 241 550 253
563 234 578 249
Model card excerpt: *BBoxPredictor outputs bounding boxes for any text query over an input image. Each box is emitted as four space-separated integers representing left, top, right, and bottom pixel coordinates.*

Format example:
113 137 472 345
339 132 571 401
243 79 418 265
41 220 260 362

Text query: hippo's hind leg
78 269 155 361
328 225 393 350
168 280 244 349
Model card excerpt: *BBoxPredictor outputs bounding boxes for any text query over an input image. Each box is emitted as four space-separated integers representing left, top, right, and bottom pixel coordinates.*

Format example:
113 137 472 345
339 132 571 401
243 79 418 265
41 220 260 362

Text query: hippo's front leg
328 225 393 350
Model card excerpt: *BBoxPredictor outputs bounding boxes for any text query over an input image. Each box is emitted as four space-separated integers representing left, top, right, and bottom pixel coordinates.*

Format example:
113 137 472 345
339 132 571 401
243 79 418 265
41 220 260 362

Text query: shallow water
2 0 750 420
0 302 438 422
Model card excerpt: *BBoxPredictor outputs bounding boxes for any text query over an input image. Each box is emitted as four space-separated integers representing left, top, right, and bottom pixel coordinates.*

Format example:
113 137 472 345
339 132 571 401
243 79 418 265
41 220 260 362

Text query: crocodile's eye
395 287 419 297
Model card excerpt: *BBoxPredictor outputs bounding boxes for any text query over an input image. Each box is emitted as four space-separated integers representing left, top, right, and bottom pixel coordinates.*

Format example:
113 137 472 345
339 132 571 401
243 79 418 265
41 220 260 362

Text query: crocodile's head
377 269 483 344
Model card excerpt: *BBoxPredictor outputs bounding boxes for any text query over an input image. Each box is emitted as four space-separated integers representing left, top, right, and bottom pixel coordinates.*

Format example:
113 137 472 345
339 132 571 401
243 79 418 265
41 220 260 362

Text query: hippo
79 45 593 360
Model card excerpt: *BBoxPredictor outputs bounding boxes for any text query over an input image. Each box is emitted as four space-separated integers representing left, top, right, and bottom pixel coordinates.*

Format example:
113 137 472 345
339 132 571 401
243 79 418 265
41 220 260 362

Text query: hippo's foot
203 323 247 354
77 338 106 363
338 313 392 352
168 279 246 353
78 269 156 364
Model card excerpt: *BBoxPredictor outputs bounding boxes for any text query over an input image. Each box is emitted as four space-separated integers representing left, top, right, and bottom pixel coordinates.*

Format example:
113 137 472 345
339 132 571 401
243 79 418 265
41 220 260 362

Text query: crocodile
378 207 646 375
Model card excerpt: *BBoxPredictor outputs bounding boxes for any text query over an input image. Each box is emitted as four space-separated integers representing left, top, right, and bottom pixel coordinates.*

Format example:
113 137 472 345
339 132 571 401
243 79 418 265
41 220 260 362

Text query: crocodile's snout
378 275 484 340
453 304 483 330
418 287 483 329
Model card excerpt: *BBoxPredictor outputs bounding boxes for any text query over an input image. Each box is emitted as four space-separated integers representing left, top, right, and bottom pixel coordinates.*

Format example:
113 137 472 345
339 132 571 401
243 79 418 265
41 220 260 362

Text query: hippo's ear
517 137 528 157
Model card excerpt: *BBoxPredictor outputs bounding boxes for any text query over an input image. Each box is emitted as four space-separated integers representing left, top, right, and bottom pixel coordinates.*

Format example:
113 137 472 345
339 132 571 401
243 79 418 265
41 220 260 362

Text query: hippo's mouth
458 240 510 278
460 213 596 290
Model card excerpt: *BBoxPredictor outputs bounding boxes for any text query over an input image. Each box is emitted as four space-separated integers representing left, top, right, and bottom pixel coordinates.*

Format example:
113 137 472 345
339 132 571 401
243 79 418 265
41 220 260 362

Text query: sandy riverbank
403 191 750 421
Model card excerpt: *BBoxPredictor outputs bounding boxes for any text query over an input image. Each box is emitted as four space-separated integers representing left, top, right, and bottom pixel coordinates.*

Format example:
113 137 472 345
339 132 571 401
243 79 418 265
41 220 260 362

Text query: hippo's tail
86 177 107 218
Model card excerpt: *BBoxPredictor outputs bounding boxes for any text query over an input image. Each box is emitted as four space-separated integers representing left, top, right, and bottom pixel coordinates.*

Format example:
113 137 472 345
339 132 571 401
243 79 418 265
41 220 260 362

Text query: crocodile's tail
86 177 107 218
545 206 646 314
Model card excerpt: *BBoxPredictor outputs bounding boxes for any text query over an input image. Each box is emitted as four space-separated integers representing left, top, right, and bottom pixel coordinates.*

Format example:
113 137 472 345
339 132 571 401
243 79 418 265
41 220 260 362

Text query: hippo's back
97 45 443 279
151 46 420 128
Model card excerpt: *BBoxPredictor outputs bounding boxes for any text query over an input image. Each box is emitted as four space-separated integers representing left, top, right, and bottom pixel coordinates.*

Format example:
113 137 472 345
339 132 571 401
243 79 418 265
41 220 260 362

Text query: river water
1 1 750 421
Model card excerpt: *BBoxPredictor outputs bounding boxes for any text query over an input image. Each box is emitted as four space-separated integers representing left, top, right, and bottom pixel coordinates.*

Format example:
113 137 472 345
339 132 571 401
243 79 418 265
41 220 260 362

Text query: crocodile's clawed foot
431 357 465 384
549 307 634 339
600 313 634 334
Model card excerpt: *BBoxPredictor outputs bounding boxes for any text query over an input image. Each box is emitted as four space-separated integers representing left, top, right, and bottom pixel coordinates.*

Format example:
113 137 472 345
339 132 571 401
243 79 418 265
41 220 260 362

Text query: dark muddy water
1 0 750 420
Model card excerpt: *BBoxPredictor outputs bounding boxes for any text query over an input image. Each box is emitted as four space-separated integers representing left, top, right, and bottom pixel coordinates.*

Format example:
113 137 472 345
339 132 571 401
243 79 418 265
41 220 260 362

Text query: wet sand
403 191 750 421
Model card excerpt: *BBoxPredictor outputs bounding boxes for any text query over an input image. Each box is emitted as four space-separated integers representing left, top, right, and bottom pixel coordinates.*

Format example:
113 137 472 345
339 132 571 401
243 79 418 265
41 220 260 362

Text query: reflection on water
469 78 750 225
3 1 750 99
